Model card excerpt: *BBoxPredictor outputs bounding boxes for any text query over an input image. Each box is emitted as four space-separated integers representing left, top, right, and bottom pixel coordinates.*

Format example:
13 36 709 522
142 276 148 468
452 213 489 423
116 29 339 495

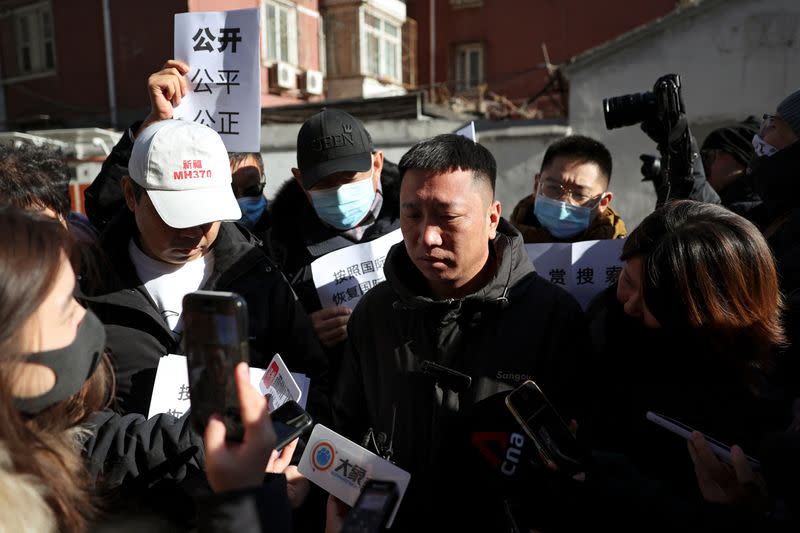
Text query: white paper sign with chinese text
311 228 403 310
174 8 260 152
525 239 625 310
148 354 309 419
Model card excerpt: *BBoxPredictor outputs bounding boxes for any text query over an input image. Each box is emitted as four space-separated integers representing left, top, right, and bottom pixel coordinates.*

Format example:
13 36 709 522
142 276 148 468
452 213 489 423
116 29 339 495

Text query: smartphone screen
505 381 587 474
183 291 249 441
270 400 313 450
342 480 399 533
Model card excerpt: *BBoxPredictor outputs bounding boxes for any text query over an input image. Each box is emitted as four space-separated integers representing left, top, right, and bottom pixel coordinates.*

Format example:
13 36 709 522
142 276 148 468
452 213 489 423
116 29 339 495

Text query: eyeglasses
762 113 777 126
539 181 604 207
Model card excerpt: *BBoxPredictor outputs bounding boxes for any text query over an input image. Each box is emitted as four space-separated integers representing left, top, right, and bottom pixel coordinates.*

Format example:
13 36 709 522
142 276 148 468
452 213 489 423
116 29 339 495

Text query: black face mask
15 310 106 416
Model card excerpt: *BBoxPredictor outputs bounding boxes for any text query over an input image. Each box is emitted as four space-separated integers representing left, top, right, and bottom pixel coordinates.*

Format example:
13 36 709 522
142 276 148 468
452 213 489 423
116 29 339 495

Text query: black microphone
418 360 472 393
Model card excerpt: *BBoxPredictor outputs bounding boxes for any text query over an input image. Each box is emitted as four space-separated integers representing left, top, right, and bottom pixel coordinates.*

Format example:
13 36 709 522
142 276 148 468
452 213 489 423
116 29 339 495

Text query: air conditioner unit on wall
268 62 297 91
300 70 324 96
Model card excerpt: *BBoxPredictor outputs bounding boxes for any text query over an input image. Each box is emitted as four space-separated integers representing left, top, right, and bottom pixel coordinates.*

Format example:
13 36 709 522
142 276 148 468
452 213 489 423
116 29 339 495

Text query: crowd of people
0 57 798 532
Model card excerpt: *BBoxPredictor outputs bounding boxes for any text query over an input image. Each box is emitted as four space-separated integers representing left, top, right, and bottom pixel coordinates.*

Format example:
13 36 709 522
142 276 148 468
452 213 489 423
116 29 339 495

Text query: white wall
566 0 800 230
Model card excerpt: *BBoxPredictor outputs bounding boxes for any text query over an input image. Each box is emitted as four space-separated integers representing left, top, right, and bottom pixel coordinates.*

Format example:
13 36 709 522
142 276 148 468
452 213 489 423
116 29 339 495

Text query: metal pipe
429 0 435 97
102 0 117 128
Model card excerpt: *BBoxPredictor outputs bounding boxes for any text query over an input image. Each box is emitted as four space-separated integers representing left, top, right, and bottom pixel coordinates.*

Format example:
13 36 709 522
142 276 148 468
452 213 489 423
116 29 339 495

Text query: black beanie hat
701 116 760 167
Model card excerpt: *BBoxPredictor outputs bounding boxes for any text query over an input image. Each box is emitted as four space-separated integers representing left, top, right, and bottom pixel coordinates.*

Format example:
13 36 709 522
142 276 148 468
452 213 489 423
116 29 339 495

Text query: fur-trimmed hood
0 440 57 532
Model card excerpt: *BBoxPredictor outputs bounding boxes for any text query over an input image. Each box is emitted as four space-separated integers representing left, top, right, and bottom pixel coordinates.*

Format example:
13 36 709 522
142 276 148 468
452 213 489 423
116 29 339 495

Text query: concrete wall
566 0 800 230
259 118 569 216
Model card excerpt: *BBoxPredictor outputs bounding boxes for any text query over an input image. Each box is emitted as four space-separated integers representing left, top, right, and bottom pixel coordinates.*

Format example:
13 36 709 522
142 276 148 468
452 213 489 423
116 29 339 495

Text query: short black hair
228 152 265 176
541 135 613 186
0 143 71 217
398 134 496 193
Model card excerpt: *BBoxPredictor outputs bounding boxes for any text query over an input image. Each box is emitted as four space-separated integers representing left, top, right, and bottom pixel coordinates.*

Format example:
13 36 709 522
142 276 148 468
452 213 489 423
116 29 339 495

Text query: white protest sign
525 239 625 310
259 354 302 412
148 354 309 419
174 9 260 152
455 121 477 142
311 228 403 310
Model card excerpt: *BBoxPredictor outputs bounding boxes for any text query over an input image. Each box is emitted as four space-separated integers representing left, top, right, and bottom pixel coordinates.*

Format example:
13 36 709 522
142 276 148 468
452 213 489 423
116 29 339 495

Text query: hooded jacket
509 194 627 243
332 219 591 530
80 211 329 422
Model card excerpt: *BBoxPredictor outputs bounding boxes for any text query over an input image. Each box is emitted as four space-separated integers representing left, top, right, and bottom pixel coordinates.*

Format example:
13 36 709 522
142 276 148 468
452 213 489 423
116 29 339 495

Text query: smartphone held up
183 291 250 442
505 380 588 475
183 290 314 446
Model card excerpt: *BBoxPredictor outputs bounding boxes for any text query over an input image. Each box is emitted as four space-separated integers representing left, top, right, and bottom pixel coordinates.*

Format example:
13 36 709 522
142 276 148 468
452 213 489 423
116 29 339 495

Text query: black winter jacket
332 219 592 530
197 474 292 533
749 142 800 295
587 286 790 506
84 123 140 233
81 213 330 422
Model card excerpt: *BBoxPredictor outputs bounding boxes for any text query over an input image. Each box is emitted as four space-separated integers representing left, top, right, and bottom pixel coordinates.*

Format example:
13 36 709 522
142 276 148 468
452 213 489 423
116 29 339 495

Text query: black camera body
603 74 696 205
603 74 684 136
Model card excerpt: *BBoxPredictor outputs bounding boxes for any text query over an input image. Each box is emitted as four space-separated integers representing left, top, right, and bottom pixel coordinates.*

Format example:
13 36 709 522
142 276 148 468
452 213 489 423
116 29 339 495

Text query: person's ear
533 173 541 197
488 200 502 240
371 151 384 189
292 168 313 204
122 177 137 212
597 191 613 214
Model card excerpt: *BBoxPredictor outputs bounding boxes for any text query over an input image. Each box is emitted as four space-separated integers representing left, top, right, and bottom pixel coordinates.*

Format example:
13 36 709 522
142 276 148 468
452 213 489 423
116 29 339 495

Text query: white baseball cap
129 120 242 229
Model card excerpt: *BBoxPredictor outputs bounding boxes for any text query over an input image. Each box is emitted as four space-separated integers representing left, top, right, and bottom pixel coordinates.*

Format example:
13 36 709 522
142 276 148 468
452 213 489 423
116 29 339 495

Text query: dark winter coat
750 142 800 295
586 286 790 502
332 219 592 531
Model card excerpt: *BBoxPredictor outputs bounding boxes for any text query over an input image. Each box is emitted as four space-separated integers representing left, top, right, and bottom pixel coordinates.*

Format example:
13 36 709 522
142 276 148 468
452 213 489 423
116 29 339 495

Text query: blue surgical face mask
237 195 267 230
309 174 376 230
533 194 593 239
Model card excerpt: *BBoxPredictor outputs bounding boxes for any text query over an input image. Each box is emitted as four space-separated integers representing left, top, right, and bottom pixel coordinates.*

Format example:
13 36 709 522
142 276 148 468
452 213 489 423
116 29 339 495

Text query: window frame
13 2 56 77
455 42 484 93
262 0 298 66
359 7 402 83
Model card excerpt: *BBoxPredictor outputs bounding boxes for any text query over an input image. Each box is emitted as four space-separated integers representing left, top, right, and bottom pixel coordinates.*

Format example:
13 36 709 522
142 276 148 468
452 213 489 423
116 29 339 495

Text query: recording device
341 479 400 533
505 381 588 475
183 291 249 442
603 74 696 205
646 412 761 471
419 360 472 393
270 399 313 451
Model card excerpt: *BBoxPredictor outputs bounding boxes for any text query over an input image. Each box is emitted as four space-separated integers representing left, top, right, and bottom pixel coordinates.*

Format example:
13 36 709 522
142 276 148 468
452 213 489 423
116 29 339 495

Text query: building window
264 0 297 65
14 2 55 75
455 43 483 92
362 10 401 82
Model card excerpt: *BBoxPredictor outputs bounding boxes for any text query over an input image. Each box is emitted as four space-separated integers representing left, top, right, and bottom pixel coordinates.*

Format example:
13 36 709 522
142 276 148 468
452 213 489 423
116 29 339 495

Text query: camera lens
603 91 656 130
